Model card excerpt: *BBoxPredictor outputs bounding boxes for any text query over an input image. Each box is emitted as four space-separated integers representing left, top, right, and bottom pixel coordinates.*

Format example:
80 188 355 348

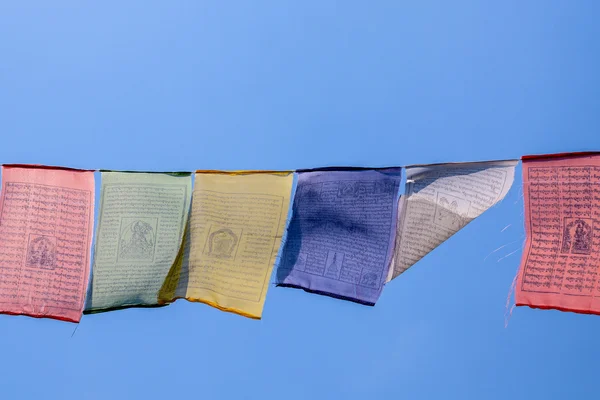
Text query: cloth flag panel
277 168 402 305
516 153 600 315
160 171 294 319
85 172 192 314
0 165 95 322
388 160 517 281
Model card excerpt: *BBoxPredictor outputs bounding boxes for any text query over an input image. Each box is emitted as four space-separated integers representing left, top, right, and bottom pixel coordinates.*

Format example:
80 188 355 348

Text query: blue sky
0 1 599 399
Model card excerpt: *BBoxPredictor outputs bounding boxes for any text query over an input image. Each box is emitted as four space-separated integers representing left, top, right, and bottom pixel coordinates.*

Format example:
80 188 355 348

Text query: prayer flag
388 160 517 281
277 168 402 305
516 152 600 315
160 171 294 319
85 171 192 314
0 165 95 322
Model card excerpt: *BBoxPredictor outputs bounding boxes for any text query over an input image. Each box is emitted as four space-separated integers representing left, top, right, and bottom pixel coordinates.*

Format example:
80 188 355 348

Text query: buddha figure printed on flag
119 219 156 261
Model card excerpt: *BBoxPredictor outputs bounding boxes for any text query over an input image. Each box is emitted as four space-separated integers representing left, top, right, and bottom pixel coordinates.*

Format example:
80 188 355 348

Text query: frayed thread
504 271 518 328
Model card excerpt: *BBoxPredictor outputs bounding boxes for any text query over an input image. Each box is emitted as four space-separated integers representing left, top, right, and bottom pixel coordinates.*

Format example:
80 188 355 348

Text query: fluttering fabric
85 171 192 314
388 160 517 281
276 168 402 305
0 165 95 322
516 153 600 315
5 154 599 323
160 171 294 319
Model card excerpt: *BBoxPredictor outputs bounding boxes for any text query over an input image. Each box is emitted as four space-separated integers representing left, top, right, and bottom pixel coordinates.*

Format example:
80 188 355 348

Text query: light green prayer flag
85 171 192 314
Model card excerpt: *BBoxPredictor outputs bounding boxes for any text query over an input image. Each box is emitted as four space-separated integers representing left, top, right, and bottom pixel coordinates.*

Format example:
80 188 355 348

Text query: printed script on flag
85 172 191 313
277 168 401 305
388 160 517 281
0 165 94 322
160 171 294 319
516 153 600 315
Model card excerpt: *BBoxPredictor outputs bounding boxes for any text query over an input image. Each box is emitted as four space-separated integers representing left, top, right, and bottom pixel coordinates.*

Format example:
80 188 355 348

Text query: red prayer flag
516 152 600 315
0 165 95 322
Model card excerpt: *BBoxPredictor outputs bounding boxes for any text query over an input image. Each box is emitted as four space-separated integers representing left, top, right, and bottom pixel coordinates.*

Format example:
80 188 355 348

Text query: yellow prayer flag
160 171 294 319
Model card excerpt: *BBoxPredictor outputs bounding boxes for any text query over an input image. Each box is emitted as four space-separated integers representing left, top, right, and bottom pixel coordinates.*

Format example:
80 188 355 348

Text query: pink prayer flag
0 165 95 322
516 152 600 315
